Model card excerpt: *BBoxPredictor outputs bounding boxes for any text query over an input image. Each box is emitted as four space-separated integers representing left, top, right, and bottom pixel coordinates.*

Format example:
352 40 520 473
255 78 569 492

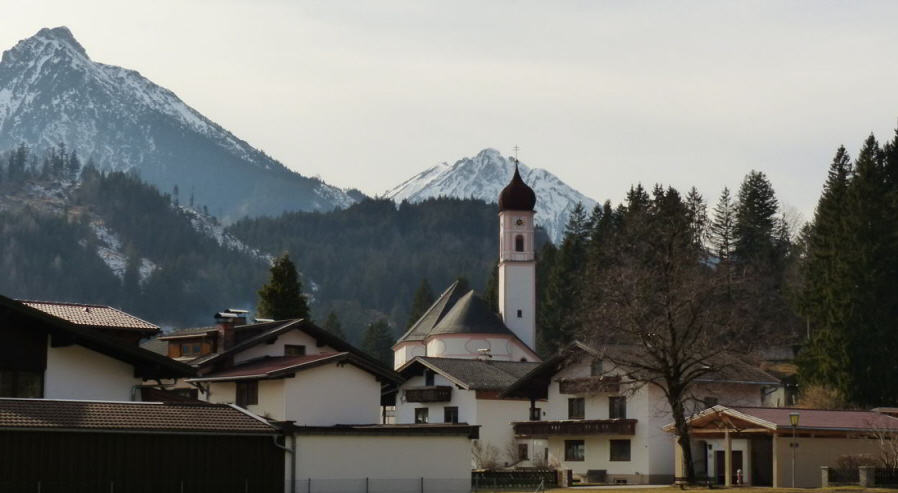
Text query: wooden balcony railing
404 386 452 403
558 375 621 394
512 419 637 437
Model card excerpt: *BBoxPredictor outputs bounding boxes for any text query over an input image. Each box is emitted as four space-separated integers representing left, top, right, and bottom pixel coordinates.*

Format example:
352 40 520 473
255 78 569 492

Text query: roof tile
21 300 159 332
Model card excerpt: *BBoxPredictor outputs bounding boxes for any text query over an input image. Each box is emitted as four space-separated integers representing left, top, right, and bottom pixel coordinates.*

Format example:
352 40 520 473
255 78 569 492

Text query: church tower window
514 235 524 252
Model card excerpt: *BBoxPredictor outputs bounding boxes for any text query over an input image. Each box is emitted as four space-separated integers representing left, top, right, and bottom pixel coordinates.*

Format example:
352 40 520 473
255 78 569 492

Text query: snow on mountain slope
384 149 596 243
0 27 355 221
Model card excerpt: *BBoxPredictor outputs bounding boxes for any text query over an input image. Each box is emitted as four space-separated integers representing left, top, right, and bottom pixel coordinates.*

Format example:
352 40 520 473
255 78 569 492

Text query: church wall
424 334 535 362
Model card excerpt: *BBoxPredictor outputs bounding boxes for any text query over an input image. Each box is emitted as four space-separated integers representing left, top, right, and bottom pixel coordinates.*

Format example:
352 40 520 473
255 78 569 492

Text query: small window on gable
591 358 603 376
425 370 435 386
285 345 306 356
516 309 523 318
515 235 525 252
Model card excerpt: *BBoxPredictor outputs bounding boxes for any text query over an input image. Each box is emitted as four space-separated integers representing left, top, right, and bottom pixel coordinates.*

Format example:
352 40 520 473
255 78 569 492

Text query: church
391 163 546 464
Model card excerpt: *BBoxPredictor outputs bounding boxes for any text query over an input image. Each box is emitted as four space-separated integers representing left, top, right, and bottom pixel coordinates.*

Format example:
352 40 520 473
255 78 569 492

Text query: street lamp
789 412 800 488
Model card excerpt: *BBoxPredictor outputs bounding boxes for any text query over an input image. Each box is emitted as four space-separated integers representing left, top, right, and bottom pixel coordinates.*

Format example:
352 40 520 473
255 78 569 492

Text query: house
667 405 898 487
0 398 284 493
501 342 781 484
153 308 252 362
169 316 478 491
0 295 193 400
396 356 539 463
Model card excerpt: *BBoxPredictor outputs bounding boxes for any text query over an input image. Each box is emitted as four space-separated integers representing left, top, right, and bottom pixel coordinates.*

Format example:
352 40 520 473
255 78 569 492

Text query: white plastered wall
475 397 532 463
293 434 473 483
44 342 143 401
284 362 381 425
235 330 335 363
396 373 477 426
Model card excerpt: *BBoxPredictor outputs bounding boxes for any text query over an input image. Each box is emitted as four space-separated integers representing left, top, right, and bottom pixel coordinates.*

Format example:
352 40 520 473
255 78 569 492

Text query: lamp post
790 412 800 488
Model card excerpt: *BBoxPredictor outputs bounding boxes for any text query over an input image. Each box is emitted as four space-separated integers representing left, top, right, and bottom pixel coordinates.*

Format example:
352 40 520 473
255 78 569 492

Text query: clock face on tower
514 217 525 228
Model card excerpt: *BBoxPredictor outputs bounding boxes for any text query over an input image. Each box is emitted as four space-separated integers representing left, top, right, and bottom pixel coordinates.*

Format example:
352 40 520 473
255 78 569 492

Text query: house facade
502 342 781 484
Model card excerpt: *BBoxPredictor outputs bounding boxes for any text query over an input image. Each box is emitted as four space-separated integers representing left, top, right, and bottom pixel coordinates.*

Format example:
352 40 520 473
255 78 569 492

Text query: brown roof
290 423 479 439
192 353 343 380
20 300 159 332
0 398 277 434
730 406 898 431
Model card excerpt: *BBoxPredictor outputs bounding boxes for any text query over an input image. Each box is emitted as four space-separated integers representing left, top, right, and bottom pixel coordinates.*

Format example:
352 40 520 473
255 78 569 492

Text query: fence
471 470 557 491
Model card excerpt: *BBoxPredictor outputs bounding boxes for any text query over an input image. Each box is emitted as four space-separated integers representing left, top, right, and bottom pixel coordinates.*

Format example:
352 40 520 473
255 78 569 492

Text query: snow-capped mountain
384 148 596 242
0 27 355 221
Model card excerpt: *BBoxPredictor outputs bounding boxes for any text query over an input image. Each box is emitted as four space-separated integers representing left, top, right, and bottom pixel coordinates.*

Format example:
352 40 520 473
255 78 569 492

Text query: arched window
515 235 525 252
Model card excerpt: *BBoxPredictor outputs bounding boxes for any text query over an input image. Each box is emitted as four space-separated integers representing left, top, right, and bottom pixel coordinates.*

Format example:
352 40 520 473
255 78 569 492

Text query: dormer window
514 235 525 252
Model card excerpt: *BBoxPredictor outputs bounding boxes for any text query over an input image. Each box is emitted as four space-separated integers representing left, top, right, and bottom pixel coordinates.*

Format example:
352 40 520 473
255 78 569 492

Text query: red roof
191 353 346 380
20 300 159 332
0 398 276 434
732 406 898 431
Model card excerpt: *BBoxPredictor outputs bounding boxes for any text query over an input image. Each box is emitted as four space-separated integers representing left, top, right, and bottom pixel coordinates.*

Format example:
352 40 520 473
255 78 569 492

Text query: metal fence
471 470 556 491
875 468 898 486
292 478 472 493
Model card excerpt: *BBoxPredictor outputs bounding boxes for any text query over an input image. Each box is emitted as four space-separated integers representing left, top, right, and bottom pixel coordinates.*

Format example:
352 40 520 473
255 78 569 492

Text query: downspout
271 431 297 493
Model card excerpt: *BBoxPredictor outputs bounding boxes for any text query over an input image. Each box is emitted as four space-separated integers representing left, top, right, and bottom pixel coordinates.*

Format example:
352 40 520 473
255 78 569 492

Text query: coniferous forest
2 123 898 406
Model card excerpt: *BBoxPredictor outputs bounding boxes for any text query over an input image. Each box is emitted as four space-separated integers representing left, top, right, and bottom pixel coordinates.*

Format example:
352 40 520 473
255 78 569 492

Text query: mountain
0 27 354 222
383 149 596 242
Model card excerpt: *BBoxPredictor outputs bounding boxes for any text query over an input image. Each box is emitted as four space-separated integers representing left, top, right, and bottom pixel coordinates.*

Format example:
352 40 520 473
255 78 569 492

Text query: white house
501 342 781 485
396 356 539 464
0 295 193 401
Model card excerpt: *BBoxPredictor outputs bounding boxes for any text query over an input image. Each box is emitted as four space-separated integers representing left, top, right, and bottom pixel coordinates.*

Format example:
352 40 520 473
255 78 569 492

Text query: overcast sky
3 1 898 223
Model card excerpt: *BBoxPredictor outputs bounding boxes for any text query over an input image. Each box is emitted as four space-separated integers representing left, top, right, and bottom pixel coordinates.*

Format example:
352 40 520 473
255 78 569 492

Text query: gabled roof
0 295 194 380
665 405 898 434
190 318 377 368
20 300 160 333
157 326 218 340
0 398 276 435
400 356 540 391
188 352 402 384
396 281 468 344
501 341 779 399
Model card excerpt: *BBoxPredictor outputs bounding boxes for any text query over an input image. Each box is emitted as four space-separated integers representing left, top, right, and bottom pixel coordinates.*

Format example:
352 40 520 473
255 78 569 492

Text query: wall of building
395 373 478 426
498 262 536 351
424 334 536 362
476 397 532 462
44 343 142 401
248 379 285 420
292 433 472 490
235 330 335 364
285 363 381 426
773 435 882 488
393 342 426 369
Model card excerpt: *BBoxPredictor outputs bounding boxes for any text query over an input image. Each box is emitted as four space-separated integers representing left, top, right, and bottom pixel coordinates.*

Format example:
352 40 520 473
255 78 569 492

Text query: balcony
512 419 637 437
404 386 452 403
558 375 621 394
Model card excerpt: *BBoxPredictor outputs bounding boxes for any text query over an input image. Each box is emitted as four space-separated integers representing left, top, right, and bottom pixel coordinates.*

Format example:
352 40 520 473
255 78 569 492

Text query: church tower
497 159 537 351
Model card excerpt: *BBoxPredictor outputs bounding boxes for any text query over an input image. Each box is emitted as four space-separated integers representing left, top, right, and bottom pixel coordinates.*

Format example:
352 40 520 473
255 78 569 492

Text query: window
516 309 522 318
564 440 585 461
515 235 524 252
235 380 258 407
518 443 529 461
704 397 719 409
529 407 542 421
568 397 585 419
610 440 631 461
609 396 627 419
285 345 306 356
181 343 202 356
425 370 435 386
0 370 43 398
415 407 429 424
590 358 604 376
444 406 459 423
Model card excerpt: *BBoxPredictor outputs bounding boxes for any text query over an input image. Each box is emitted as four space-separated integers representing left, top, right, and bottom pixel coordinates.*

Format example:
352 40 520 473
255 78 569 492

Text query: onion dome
498 162 536 212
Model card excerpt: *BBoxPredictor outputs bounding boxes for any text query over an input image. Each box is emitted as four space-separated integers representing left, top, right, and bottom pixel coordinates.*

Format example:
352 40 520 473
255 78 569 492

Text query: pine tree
685 187 708 249
710 187 734 250
483 262 500 313
257 253 310 321
322 311 346 340
733 171 779 266
407 278 435 328
362 319 394 366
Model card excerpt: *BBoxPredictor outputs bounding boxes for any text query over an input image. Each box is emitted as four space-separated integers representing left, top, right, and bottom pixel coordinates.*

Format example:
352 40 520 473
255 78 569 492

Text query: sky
3 0 898 224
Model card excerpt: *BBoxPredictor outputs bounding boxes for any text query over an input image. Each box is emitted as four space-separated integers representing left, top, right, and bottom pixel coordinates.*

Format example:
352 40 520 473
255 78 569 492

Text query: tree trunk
671 398 696 481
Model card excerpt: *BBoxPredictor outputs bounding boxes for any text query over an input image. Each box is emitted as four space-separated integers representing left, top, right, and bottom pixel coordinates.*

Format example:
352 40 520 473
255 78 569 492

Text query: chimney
214 309 249 350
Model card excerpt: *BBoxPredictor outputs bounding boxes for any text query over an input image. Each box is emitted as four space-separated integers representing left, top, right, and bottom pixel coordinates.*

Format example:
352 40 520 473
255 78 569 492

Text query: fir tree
322 311 346 340
362 319 394 366
407 278 435 328
483 262 500 313
257 253 310 321
733 171 779 266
